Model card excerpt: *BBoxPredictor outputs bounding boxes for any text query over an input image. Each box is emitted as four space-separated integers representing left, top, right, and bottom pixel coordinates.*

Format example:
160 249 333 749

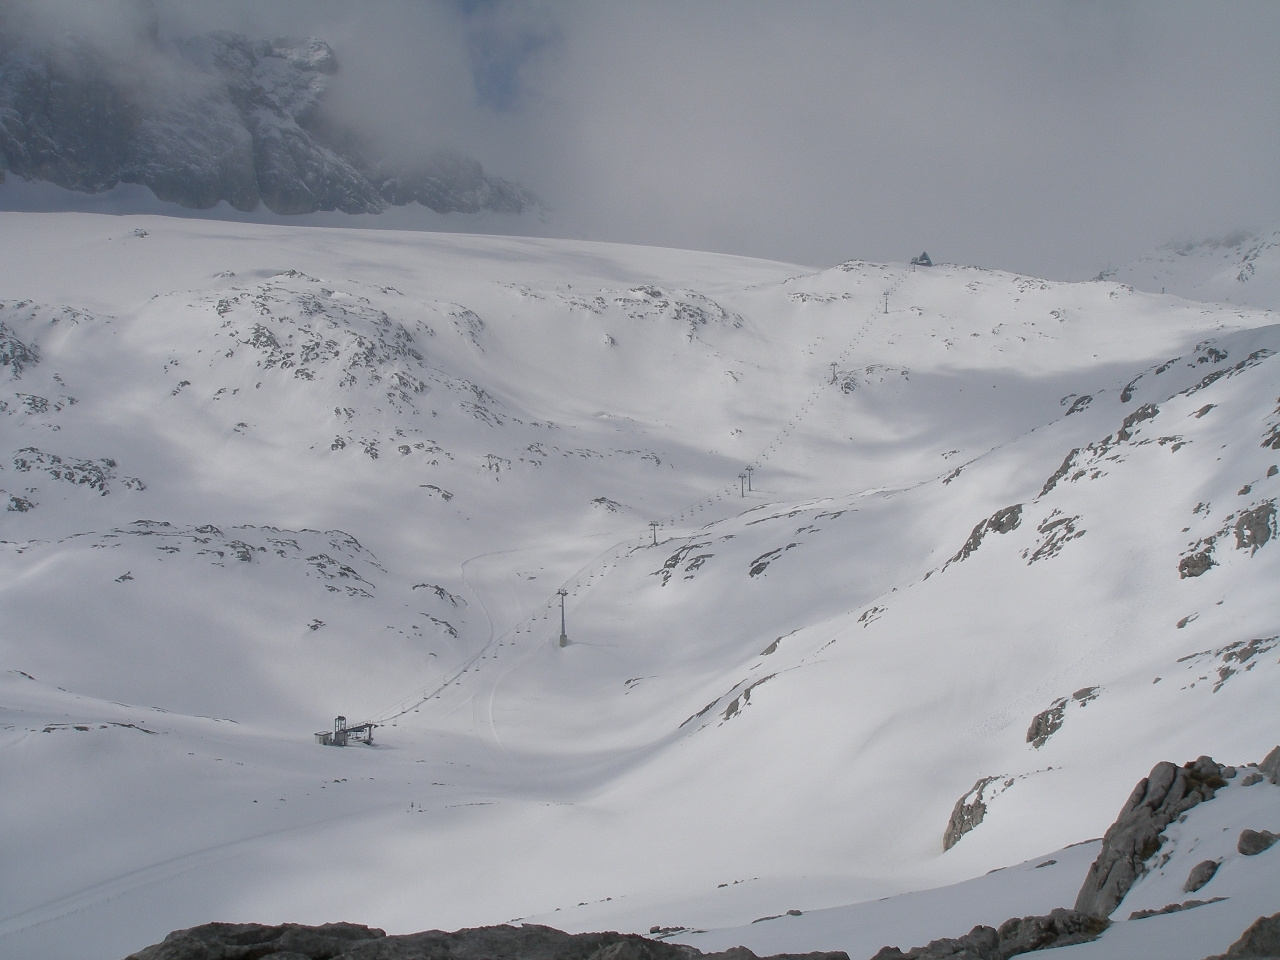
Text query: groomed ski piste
0 209 1277 960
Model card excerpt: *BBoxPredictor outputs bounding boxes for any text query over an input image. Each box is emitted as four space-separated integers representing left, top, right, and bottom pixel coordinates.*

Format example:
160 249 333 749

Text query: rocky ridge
123 922 851 960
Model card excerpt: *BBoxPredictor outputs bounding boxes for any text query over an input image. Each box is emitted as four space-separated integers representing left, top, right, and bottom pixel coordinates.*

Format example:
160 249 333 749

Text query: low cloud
5 0 1279 279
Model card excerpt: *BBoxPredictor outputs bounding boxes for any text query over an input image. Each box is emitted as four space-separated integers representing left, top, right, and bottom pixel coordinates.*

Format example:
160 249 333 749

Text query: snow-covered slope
0 212 1277 960
1104 229 1280 311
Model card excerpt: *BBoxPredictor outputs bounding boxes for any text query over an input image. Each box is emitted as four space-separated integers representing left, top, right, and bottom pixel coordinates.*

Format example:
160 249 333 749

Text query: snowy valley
0 212 1277 960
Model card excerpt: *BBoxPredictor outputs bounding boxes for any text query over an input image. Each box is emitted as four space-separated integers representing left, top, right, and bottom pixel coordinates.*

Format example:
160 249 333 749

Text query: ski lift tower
314 715 376 746
557 588 569 647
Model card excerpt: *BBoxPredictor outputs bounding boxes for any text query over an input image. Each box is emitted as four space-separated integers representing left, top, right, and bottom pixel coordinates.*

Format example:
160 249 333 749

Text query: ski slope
0 212 1277 960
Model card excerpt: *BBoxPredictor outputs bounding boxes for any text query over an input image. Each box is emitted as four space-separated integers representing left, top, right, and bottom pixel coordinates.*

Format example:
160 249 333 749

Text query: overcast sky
16 0 1280 279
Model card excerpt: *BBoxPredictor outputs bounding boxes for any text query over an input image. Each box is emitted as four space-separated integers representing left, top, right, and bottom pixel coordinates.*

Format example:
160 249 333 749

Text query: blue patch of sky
453 0 555 113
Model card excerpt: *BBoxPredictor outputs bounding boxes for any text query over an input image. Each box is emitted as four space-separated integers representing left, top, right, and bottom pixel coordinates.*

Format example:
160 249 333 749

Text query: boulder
1236 829 1278 856
1183 859 1220 893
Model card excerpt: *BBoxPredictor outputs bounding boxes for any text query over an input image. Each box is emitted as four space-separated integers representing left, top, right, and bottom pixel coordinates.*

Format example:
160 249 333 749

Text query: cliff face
0 30 533 215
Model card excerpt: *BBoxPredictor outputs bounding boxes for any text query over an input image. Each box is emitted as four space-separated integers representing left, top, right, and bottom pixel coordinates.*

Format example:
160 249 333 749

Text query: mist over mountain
0 9 534 216
4 1 1278 278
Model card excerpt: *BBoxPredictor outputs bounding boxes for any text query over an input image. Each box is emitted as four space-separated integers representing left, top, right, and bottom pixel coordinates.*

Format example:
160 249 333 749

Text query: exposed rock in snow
1235 829 1278 857
1178 499 1276 577
943 505 1022 569
943 776 1000 851
1261 746 1280 785
868 908 1108 960
0 320 38 374
1025 687 1099 749
1203 911 1280 960
11 445 143 495
1074 756 1229 917
1183 859 1221 893
121 922 850 960
1233 502 1276 554
1127 897 1226 921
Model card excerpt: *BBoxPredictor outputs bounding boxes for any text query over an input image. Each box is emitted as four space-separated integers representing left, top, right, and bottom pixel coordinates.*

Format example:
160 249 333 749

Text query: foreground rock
1236 829 1279 856
1204 911 1280 959
1260 746 1280 785
123 922 850 960
1073 755 1229 917
869 909 1108 960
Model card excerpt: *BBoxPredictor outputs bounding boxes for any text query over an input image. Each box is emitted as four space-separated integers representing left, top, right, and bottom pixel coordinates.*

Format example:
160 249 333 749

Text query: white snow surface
1105 228 1280 311
0 212 1277 960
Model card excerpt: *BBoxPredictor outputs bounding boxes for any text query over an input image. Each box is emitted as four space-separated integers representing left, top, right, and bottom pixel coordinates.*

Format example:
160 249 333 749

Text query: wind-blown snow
0 212 1277 960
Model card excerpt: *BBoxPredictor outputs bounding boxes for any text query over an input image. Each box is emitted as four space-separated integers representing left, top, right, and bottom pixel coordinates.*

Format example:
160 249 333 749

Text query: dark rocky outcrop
1179 550 1215 578
1074 755 1228 917
0 320 39 375
1025 703 1065 749
125 922 386 960
1025 687 1098 749
943 776 999 850
993 911 1110 956
1203 911 1280 959
869 909 1108 960
0 29 533 216
870 924 999 960
1115 403 1159 442
1234 502 1277 555
123 922 850 960
945 505 1022 569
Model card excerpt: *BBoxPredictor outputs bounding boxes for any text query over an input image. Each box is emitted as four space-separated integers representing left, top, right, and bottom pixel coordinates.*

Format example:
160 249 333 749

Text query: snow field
0 212 1277 959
